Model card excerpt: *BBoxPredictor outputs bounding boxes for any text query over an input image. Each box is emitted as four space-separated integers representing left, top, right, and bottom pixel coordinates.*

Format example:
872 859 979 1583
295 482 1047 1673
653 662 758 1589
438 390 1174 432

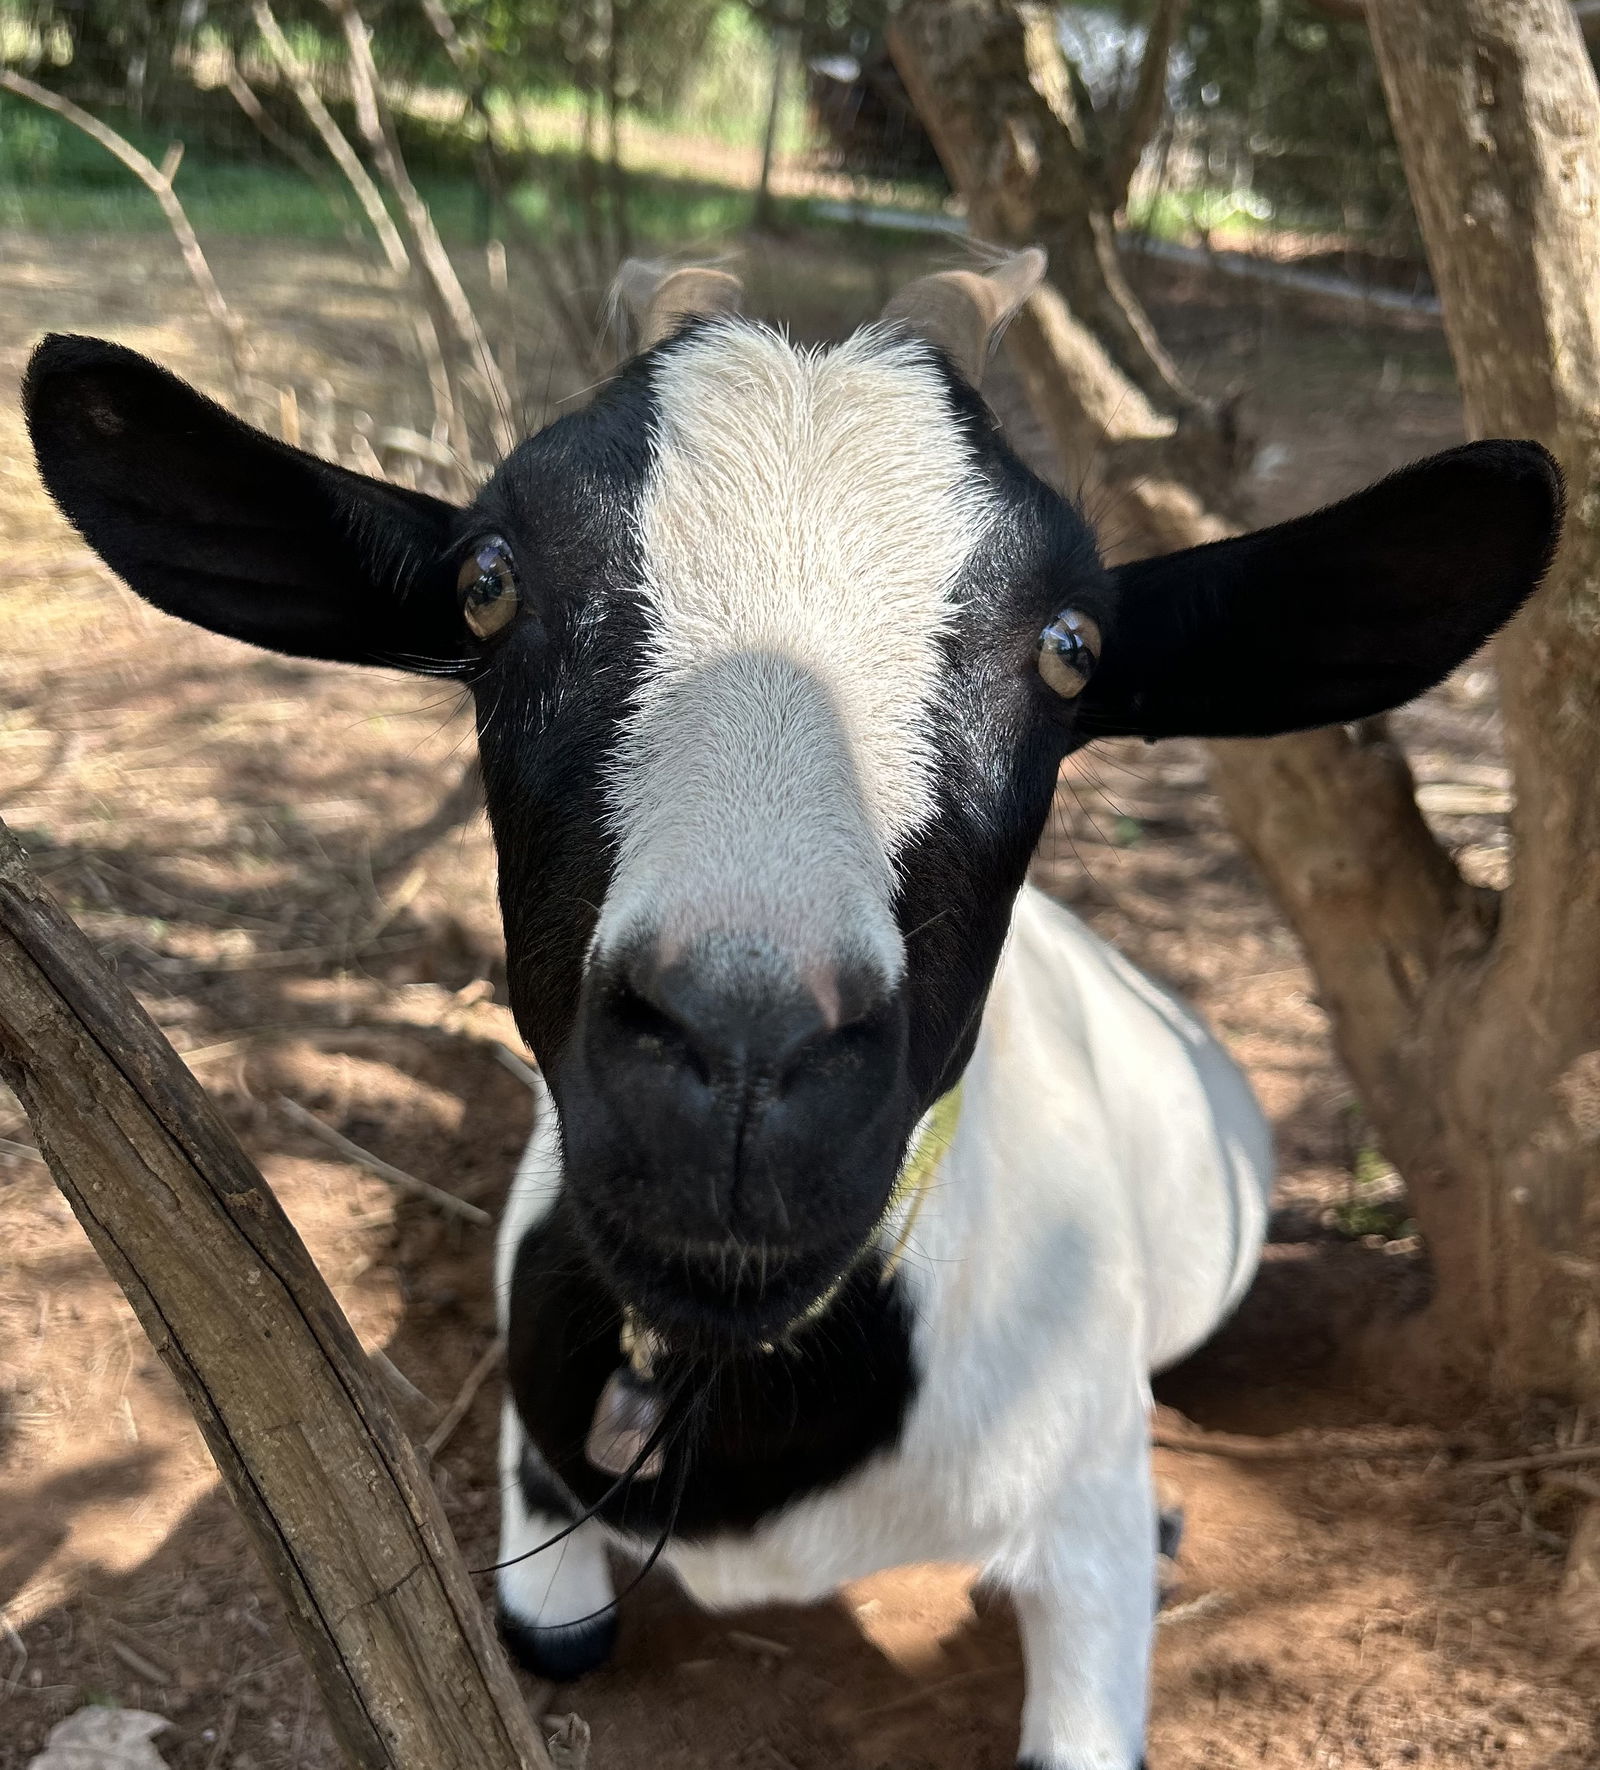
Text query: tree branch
0 69 246 389
0 818 550 1770
250 1 461 461
887 4 1479 1126
221 54 355 225
1367 0 1600 1396
416 0 606 377
323 0 516 461
888 0 1208 423
1104 0 1189 215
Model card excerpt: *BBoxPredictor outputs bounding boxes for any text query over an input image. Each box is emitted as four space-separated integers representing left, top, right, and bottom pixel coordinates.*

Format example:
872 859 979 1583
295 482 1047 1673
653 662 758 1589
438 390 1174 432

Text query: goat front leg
495 1398 619 1681
1000 1434 1158 1770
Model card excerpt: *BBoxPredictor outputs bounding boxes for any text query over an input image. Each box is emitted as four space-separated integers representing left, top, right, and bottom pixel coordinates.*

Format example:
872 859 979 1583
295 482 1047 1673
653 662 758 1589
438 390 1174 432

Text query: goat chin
569 1211 871 1353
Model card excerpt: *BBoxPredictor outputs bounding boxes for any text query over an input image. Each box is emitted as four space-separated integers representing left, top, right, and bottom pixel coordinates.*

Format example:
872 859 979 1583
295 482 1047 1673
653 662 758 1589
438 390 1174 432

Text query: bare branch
424 1336 505 1459
277 1096 492 1225
0 69 246 389
888 0 1208 426
1368 0 1600 1397
221 55 352 217
887 5 1476 1123
250 1 461 458
416 0 606 376
250 3 407 276
601 0 631 261
323 0 516 459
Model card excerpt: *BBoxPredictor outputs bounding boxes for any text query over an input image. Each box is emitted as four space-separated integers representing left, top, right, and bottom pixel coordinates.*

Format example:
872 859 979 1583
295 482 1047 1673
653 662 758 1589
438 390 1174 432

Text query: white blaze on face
595 320 994 988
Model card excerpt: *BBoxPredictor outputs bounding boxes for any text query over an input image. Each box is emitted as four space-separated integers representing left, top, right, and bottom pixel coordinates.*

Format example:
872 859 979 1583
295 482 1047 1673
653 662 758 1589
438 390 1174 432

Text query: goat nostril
599 942 888 1085
602 969 708 1080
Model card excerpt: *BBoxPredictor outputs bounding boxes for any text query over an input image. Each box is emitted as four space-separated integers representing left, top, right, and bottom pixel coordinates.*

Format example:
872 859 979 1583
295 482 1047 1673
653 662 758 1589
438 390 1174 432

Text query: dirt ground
2 228 1597 1770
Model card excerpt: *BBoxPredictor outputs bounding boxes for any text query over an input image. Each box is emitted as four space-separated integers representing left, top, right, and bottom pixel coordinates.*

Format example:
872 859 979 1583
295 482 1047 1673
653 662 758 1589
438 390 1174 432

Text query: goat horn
881 247 1047 385
617 260 744 351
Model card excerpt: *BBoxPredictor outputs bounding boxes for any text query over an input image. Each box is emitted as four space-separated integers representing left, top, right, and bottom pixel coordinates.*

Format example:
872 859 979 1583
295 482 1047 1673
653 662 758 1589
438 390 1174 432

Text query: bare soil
1 230 1596 1769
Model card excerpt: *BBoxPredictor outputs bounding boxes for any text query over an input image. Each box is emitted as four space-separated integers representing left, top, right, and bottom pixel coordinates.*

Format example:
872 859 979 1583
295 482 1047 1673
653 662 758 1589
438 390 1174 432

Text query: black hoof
497 1604 618 1682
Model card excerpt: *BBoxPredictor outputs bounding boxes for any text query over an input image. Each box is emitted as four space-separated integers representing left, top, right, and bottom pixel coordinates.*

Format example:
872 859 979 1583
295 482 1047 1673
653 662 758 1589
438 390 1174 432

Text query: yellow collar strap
621 1082 967 1367
780 1080 965 1341
878 1080 964 1284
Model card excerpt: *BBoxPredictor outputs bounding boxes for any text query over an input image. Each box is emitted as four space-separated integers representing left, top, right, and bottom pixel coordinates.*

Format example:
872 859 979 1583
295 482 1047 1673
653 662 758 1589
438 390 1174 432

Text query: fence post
0 817 553 1770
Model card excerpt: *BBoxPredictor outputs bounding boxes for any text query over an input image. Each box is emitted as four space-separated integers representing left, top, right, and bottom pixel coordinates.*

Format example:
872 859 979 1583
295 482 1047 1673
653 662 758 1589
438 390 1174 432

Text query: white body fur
499 883 1272 1768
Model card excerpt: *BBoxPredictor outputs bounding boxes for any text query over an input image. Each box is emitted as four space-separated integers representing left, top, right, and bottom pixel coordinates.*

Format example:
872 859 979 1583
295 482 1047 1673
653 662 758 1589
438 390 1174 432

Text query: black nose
571 931 907 1246
608 939 849 1082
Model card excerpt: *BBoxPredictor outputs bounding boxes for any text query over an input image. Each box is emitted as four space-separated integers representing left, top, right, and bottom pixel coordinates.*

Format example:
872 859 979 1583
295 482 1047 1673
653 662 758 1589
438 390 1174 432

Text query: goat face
23 256 1561 1347
474 306 1094 1343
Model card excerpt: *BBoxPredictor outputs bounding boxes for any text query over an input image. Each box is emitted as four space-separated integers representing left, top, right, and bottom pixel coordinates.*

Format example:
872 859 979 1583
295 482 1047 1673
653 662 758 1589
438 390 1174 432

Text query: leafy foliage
1174 0 1415 244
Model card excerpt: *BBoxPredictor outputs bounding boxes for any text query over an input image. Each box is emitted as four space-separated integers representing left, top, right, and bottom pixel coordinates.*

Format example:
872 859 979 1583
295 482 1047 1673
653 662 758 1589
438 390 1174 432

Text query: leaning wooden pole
0 818 551 1770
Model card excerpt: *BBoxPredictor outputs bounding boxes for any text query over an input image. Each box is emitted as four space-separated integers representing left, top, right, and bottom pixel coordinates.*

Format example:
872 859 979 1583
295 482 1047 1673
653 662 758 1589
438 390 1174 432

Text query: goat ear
23 334 466 672
1079 441 1563 741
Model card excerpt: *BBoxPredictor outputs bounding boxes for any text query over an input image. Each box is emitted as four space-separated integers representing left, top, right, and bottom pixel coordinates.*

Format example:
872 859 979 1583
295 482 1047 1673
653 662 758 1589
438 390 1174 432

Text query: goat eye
457 536 518 639
1037 609 1102 698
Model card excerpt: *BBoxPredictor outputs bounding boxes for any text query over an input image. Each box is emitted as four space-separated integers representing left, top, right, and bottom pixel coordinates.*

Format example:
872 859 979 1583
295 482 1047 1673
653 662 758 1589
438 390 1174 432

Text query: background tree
893 0 1600 1407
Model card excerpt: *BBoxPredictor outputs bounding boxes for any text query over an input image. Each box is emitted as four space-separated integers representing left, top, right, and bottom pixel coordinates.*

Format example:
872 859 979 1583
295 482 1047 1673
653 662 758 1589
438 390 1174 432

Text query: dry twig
0 70 245 387
251 0 459 456
424 1336 505 1458
323 0 515 458
1466 1444 1600 1477
277 1096 490 1225
491 1041 540 1090
1153 1423 1453 1461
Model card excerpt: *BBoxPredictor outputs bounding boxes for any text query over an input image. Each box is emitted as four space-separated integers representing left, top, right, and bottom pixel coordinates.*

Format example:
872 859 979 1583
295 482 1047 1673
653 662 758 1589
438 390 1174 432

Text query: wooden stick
0 818 549 1770
1157 1417 1600 1474
278 1096 491 1225
220 55 361 232
1465 1444 1600 1476
1539 1469 1600 1500
0 70 246 389
1153 1424 1453 1461
491 1041 541 1091
424 1335 505 1458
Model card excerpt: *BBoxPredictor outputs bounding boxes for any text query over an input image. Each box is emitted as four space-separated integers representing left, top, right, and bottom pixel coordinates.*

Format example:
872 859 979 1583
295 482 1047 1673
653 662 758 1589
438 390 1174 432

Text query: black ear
23 333 467 672
1080 441 1563 740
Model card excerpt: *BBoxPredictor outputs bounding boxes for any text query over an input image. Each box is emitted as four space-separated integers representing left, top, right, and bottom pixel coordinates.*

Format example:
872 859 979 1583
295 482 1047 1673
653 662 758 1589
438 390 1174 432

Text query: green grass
0 86 936 253
1328 1123 1417 1243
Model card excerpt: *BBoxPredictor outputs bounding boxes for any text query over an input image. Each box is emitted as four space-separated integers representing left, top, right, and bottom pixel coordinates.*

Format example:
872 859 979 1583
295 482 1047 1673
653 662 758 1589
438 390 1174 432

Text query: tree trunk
892 0 1600 1404
888 0 1205 424
1363 0 1600 1398
1103 0 1189 217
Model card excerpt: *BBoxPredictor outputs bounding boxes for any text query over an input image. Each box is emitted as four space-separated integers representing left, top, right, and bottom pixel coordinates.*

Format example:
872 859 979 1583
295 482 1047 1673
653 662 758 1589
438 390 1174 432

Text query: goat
23 253 1561 1768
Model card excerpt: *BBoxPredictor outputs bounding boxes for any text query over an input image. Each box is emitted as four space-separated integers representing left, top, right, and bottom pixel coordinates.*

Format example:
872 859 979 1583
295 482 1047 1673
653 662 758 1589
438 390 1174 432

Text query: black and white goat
23 253 1560 1769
